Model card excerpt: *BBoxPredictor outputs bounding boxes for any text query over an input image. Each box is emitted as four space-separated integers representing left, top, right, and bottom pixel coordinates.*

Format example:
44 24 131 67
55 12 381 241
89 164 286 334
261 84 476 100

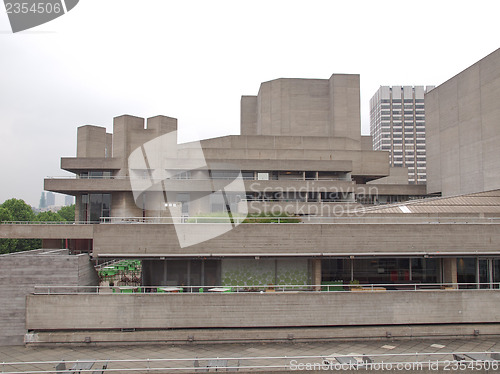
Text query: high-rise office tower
64 195 74 206
45 191 56 206
369 86 434 184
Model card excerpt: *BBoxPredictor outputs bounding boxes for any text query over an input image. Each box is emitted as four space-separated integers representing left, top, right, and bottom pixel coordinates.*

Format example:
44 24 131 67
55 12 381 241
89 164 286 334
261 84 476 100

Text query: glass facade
322 257 439 285
142 259 221 288
79 171 112 179
80 193 111 222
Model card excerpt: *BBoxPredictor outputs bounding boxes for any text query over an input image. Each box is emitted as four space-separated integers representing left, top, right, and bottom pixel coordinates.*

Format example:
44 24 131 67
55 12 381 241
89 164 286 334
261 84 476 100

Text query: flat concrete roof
357 189 500 215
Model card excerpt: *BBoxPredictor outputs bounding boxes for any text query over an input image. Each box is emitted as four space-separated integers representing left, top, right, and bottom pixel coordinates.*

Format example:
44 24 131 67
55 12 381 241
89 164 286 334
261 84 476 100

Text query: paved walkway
1 337 500 373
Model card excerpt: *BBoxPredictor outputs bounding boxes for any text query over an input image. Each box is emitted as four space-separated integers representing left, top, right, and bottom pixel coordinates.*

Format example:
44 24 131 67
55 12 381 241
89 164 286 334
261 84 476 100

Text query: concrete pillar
312 259 322 291
75 194 81 222
111 192 143 218
442 258 458 288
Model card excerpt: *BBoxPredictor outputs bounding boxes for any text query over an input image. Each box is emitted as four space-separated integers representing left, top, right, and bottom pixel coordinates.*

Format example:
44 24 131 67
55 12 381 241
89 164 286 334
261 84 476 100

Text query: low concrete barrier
27 290 500 331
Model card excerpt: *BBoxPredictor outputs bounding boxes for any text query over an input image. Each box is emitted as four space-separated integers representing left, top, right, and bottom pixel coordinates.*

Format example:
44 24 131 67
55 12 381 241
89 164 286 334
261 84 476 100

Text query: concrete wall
426 48 500 196
61 157 122 172
26 290 500 332
199 134 363 151
0 250 98 345
367 167 409 185
329 74 361 142
92 222 500 257
241 74 361 142
0 224 93 239
240 96 258 135
77 125 106 158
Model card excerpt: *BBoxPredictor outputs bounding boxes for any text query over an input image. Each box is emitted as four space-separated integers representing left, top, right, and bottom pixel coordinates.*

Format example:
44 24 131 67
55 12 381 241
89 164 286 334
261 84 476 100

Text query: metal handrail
99 216 500 224
0 220 97 225
1 351 500 373
46 175 353 181
2 216 499 225
32 282 500 295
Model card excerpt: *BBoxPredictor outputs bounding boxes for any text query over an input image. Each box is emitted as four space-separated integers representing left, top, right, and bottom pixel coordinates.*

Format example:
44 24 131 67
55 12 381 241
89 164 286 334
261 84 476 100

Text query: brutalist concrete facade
1 67 500 346
426 48 500 197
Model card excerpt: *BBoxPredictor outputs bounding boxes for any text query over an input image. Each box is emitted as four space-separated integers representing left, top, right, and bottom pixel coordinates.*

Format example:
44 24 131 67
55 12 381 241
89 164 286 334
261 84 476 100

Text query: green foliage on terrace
242 212 301 223
186 211 244 223
186 211 301 223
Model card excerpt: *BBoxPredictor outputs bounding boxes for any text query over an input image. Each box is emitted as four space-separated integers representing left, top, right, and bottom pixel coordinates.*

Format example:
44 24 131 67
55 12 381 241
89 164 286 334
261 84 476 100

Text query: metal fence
2 216 499 225
1 351 500 373
32 282 500 295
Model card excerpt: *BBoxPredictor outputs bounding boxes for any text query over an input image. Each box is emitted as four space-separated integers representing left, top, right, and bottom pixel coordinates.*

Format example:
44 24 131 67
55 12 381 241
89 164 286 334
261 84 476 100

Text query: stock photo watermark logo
128 131 248 248
4 0 78 33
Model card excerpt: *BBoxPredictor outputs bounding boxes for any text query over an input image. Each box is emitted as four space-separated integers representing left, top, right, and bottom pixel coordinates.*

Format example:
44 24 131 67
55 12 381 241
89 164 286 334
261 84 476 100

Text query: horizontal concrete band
93 222 500 256
0 224 93 239
29 324 500 346
2 223 499 256
26 291 500 331
45 178 357 193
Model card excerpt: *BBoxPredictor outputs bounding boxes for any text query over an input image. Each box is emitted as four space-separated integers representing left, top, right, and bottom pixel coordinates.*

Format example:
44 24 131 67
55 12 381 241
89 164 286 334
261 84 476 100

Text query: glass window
210 170 239 179
80 193 111 222
411 258 438 283
457 258 477 288
352 258 410 284
322 259 352 283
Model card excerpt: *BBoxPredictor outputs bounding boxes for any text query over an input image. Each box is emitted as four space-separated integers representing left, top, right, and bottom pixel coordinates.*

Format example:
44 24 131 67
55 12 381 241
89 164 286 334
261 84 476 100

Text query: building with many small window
370 86 434 184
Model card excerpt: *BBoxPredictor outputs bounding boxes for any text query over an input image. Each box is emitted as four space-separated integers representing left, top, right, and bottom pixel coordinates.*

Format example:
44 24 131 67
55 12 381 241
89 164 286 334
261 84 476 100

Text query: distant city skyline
38 191 73 209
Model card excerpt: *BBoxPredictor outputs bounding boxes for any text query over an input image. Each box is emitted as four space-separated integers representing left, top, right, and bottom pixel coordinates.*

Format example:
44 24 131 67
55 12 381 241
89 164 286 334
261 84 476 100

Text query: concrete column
442 258 458 288
312 259 321 291
111 192 142 218
74 194 81 222
489 259 493 289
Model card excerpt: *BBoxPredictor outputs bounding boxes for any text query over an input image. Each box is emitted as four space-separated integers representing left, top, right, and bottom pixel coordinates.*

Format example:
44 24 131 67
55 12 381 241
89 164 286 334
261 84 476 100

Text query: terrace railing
2 351 500 373
99 216 500 224
32 282 500 295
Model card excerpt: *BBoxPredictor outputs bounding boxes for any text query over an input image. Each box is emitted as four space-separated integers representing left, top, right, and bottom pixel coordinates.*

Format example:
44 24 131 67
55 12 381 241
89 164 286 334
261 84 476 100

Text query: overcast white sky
0 0 499 207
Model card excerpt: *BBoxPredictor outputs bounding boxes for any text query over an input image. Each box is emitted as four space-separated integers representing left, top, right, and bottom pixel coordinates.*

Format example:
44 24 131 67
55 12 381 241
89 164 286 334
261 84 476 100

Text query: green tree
1 198 36 222
1 198 41 253
0 207 18 254
0 207 13 222
58 204 75 222
36 211 64 222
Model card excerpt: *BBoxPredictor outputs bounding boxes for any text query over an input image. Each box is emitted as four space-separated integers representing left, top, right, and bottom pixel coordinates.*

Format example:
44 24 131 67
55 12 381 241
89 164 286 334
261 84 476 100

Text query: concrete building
45 191 55 206
370 86 434 185
426 48 500 197
0 66 500 346
64 195 74 206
